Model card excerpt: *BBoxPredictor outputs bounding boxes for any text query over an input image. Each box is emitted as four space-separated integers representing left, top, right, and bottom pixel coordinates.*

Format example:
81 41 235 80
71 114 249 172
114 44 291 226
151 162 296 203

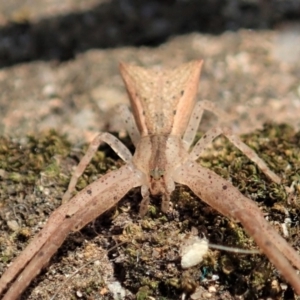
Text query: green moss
0 123 299 299
136 286 151 300
0 130 71 188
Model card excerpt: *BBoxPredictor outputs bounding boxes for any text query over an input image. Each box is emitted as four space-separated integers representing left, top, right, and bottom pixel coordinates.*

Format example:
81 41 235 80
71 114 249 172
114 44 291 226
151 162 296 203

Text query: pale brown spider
0 60 300 298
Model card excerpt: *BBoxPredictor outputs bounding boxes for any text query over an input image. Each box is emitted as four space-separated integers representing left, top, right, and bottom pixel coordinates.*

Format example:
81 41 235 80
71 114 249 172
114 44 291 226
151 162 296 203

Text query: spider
1 60 300 298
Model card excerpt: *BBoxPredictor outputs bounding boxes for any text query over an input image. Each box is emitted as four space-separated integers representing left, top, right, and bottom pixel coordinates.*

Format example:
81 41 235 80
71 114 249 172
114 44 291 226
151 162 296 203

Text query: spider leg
189 125 281 183
62 132 133 203
116 104 140 146
0 164 143 299
183 100 230 149
174 161 300 294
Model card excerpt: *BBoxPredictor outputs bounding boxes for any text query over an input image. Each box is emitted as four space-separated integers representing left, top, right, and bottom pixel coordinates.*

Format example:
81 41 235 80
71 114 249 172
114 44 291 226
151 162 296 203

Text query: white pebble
180 235 209 269
76 290 83 298
107 281 126 299
7 220 19 231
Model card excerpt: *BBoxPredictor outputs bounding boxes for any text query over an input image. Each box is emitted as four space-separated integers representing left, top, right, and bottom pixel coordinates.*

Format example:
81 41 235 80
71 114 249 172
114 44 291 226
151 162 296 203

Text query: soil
0 1 300 299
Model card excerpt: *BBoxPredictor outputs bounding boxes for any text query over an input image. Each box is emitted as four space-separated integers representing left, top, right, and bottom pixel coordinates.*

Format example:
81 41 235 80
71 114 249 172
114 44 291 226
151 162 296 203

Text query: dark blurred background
0 0 299 68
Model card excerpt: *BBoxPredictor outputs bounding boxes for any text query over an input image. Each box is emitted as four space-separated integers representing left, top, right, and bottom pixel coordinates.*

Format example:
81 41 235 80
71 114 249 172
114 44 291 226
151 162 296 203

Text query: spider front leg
0 164 144 300
0 124 143 299
174 162 300 294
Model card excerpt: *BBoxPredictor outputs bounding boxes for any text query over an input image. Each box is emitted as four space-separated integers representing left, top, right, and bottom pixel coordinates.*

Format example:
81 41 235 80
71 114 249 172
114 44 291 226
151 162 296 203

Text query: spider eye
150 168 165 180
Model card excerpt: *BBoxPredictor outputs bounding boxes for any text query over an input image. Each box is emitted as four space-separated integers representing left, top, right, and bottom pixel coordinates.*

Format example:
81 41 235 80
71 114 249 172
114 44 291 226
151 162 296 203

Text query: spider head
149 167 166 196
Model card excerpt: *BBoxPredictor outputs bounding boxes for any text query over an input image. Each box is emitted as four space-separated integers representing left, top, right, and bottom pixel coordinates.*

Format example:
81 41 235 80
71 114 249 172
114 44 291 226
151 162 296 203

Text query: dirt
0 0 300 299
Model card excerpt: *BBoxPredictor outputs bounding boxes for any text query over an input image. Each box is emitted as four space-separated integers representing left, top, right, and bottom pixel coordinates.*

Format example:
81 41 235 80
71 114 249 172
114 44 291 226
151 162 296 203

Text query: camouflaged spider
1 60 300 298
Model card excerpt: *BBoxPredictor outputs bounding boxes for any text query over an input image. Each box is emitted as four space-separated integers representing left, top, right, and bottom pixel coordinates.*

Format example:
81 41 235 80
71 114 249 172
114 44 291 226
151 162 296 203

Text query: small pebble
180 234 209 269
7 220 19 231
107 281 126 300
76 290 83 298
